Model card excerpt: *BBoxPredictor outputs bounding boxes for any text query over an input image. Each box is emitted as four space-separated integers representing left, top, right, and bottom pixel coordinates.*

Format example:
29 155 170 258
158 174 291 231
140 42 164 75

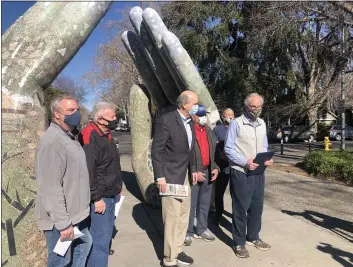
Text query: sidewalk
110 155 353 267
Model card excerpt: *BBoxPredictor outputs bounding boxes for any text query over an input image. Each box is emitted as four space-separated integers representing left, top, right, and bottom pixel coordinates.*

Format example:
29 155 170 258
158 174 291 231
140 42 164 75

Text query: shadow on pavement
317 242 353 267
208 214 233 248
132 203 164 262
122 171 144 202
282 210 353 243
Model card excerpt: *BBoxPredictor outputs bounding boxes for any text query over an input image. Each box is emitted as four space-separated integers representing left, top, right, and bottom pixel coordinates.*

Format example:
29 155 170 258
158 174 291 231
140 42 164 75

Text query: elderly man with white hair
79 101 123 267
224 93 273 259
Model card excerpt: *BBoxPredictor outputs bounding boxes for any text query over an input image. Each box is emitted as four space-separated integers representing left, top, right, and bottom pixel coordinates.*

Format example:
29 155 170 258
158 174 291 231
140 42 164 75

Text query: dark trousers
187 170 213 235
87 197 115 267
214 169 230 220
229 169 265 246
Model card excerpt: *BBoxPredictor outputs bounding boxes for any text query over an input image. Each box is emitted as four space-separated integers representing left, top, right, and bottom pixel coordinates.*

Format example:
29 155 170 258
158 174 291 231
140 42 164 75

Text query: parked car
115 123 130 132
269 125 316 143
268 126 282 141
329 124 353 141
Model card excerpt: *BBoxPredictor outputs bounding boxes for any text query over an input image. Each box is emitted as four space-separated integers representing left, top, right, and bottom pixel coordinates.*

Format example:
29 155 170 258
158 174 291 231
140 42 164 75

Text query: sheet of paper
53 227 84 256
115 195 125 217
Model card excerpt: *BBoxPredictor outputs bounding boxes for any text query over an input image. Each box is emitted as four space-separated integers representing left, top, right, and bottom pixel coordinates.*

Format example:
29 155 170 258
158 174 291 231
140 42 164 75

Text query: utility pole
340 15 346 150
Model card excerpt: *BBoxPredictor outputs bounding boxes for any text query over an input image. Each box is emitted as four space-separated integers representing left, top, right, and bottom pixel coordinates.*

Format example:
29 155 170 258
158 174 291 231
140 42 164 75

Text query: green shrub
303 151 353 185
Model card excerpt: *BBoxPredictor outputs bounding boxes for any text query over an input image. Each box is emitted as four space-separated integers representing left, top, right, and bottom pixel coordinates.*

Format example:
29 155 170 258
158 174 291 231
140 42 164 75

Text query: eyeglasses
248 105 263 109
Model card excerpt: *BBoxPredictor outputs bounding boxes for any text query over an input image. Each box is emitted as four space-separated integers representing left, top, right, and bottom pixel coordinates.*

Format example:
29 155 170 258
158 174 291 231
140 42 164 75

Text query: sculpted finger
142 8 186 94
129 84 161 208
130 7 181 104
161 31 220 128
122 31 170 109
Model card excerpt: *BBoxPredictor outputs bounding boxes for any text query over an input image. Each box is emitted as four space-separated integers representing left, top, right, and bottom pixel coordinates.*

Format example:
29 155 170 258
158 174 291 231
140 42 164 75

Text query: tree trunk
308 106 318 133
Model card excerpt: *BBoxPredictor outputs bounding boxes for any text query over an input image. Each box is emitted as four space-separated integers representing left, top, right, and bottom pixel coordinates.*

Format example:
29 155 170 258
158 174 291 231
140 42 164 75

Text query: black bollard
309 139 312 152
281 139 284 155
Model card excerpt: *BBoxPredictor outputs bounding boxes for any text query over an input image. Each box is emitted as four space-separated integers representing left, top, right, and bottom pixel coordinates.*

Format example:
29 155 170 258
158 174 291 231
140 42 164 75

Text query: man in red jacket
79 102 123 267
184 105 219 246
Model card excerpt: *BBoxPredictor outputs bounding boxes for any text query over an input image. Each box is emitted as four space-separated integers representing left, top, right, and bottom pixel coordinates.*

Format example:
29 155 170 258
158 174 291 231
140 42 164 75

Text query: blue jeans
87 197 115 267
45 219 92 267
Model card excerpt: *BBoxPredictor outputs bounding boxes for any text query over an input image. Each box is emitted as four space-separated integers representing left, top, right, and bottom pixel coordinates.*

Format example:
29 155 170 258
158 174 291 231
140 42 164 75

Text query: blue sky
2 1 139 110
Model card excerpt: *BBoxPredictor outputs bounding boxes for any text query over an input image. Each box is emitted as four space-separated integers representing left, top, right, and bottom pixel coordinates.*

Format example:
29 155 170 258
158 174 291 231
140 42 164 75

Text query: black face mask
102 118 119 130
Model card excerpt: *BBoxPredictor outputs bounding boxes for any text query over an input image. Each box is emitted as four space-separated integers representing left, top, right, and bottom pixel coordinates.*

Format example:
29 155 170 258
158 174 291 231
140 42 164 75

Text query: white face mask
224 117 231 124
199 116 207 125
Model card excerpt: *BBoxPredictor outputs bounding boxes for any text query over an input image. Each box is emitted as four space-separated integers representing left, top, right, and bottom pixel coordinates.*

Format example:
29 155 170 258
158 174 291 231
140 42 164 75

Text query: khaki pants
162 176 191 266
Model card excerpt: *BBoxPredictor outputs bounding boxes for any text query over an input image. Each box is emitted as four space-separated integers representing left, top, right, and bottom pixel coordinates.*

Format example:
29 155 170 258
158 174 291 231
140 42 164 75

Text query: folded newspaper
159 184 188 199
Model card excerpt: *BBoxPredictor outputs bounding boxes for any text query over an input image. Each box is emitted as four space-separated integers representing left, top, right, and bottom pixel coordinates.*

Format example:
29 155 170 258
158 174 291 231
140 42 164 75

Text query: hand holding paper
53 227 85 256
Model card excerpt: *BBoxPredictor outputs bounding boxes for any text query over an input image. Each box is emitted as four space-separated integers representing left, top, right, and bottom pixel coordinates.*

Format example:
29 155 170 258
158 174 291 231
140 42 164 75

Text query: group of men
152 90 273 267
35 90 273 267
35 95 122 267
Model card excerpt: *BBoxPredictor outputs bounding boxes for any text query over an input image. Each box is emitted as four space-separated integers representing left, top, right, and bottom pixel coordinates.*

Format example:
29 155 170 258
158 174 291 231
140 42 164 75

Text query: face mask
64 110 81 129
188 105 199 116
103 118 119 131
246 106 262 120
199 116 207 126
224 117 231 124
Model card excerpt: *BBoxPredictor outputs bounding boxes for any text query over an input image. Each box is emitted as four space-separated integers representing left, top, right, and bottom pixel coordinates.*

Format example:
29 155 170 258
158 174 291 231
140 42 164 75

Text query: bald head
222 108 234 124
177 90 199 117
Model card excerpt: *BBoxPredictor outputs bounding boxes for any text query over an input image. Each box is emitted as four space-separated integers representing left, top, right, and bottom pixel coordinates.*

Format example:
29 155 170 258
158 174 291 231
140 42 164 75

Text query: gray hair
176 94 190 108
91 101 117 121
244 93 264 106
50 94 77 114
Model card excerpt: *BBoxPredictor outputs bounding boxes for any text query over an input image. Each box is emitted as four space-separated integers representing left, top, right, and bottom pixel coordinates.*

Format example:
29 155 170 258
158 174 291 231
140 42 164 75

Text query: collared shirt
224 114 268 167
194 123 210 167
177 109 192 149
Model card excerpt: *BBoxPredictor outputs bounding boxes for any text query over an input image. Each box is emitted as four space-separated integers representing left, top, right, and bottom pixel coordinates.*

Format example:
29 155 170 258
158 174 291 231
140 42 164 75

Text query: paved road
269 140 353 164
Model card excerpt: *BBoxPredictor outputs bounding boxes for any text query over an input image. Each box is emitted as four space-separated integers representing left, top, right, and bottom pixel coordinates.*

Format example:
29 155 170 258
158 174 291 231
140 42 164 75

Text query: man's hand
94 199 106 214
245 158 259 170
211 169 219 181
191 173 198 185
197 171 206 182
157 178 167 193
264 159 274 167
60 225 74 241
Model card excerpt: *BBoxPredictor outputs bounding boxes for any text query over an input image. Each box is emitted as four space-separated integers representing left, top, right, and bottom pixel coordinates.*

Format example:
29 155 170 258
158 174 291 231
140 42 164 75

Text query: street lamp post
340 15 346 151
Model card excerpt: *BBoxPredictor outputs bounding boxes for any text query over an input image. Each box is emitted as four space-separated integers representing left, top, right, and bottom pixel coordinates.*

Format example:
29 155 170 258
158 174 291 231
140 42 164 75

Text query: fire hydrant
324 136 332 151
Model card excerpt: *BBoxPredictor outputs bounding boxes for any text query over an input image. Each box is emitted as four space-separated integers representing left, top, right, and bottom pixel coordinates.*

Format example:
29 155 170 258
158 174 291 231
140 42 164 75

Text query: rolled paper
142 8 187 94
130 84 161 208
130 6 181 104
1 2 112 266
121 30 169 108
162 31 220 128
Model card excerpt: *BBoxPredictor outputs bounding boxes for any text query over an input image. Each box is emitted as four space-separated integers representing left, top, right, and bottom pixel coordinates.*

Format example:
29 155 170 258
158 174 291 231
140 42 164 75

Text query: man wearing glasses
224 93 273 259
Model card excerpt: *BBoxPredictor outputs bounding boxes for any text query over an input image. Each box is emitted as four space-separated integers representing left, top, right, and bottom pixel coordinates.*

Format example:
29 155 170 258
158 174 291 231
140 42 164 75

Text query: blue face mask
64 110 81 129
188 105 199 116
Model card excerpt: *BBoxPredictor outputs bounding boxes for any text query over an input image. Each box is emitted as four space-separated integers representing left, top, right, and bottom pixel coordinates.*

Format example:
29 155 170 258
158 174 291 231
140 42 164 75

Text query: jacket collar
90 121 112 141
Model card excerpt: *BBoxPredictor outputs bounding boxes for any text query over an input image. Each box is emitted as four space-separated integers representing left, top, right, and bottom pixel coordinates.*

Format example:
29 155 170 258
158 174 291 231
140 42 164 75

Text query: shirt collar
195 123 205 131
243 113 260 125
177 109 191 123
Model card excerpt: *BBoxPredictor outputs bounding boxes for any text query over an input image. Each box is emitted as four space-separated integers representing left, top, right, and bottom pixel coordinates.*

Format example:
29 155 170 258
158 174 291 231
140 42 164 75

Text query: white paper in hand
53 227 85 256
115 195 125 217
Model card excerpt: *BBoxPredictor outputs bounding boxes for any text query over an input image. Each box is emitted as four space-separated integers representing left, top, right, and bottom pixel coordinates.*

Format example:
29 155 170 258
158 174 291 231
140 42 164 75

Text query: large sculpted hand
121 7 220 208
